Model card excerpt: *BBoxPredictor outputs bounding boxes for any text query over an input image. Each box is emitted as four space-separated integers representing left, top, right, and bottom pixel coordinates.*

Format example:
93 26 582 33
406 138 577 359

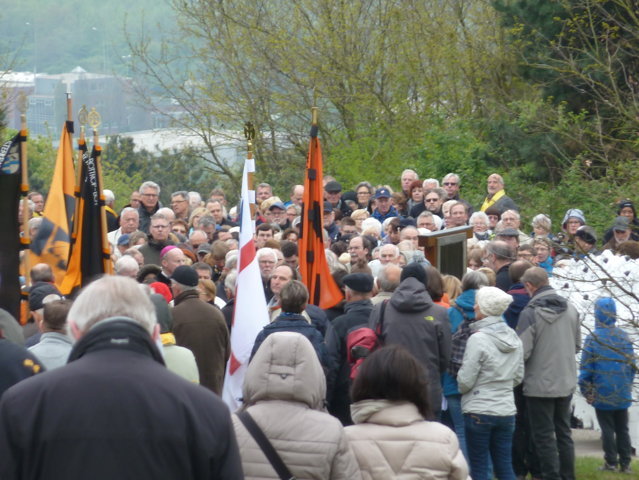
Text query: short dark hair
425 266 444 302
192 262 213 275
43 299 73 331
341 216 356 227
280 240 298 258
509 260 534 284
351 345 432 420
280 280 308 313
257 223 275 234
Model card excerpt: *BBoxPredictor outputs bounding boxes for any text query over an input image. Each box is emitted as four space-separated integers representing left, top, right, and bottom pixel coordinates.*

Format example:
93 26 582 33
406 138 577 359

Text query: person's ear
69 320 83 340
151 323 160 341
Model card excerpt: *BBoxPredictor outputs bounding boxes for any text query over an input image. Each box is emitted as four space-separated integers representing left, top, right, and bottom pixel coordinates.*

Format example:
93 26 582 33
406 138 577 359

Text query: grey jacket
233 332 361 480
371 277 451 412
457 316 524 416
516 286 581 397
28 332 73 370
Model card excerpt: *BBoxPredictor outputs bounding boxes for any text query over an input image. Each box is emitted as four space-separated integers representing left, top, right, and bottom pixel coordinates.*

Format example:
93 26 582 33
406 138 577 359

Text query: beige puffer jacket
232 332 361 480
345 400 470 480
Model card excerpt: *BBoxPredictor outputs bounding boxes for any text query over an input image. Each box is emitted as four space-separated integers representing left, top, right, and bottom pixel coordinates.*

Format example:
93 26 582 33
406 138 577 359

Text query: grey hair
139 181 160 195
114 255 140 276
442 173 460 185
469 211 489 226
120 207 138 216
224 270 238 295
422 178 440 187
378 264 401 292
531 214 551 232
461 270 489 291
257 247 278 263
150 212 168 222
68 276 156 335
103 189 115 204
28 216 43 230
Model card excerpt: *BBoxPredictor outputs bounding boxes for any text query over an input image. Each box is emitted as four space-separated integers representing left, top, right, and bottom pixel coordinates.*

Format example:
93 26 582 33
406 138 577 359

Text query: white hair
120 207 138 217
103 189 115 205
28 216 43 230
442 173 460 184
68 276 156 336
422 178 440 188
361 217 382 236
256 247 278 263
380 243 400 258
224 269 238 295
114 255 140 276
139 181 160 195
401 169 418 180
325 249 347 273
432 214 443 230
469 211 490 226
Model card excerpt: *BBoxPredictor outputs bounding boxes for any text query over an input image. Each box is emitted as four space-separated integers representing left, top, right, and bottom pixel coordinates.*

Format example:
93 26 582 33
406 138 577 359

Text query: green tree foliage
128 0 518 193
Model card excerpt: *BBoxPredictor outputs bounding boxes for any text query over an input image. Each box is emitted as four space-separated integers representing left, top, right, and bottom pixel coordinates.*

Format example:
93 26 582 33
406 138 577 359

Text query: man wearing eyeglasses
139 213 175 266
170 191 190 222
441 173 474 216
137 181 162 234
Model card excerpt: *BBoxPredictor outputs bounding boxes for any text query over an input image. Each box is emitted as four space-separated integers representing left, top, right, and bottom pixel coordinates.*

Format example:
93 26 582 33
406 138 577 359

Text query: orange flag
29 121 75 288
298 116 343 309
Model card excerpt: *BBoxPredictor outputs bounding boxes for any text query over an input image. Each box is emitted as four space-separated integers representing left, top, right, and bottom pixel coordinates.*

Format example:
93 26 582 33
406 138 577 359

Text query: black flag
0 133 25 320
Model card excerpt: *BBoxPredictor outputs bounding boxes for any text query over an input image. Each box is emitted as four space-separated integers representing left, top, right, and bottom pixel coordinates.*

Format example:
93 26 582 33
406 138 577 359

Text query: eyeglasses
151 224 169 229
425 198 439 203
171 200 186 205
443 182 458 186
141 193 158 198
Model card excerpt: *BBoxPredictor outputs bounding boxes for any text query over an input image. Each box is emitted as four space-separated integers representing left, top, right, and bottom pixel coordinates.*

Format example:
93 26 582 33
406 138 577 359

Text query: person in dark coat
251 280 328 369
370 263 451 416
171 265 230 395
326 273 375 425
0 275 242 480
0 336 45 397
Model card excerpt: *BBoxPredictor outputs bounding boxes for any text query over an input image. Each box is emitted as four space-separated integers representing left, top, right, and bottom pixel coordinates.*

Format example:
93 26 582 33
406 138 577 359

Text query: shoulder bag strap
237 411 296 480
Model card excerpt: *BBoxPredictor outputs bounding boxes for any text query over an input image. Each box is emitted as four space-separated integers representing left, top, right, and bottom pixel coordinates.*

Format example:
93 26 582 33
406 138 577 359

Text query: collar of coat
67 317 165 366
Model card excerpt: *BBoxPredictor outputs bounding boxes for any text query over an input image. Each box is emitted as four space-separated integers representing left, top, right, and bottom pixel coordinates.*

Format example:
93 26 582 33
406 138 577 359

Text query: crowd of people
1 170 638 479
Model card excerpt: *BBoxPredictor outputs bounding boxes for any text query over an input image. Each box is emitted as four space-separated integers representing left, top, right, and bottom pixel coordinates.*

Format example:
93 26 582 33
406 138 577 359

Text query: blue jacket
442 289 476 396
372 206 398 223
251 313 329 369
579 298 636 410
504 283 530 330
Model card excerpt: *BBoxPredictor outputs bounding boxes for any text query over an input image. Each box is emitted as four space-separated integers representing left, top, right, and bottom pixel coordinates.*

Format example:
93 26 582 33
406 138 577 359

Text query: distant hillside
0 0 176 75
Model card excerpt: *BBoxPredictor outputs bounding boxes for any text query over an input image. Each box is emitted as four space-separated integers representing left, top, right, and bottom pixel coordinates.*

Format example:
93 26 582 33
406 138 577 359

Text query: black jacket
326 299 374 425
0 319 243 480
374 277 451 414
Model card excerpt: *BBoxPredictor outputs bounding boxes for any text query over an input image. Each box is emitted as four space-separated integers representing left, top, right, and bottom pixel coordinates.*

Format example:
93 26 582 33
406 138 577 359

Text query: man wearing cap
370 263 451 416
602 200 639 244
139 213 175 266
171 265 230 394
495 227 521 252
326 272 376 425
26 282 62 347
323 201 340 242
324 180 352 217
485 240 515 292
267 201 291 230
603 217 634 253
574 225 600 257
107 207 139 257
499 209 532 245
517 267 581 480
371 187 399 223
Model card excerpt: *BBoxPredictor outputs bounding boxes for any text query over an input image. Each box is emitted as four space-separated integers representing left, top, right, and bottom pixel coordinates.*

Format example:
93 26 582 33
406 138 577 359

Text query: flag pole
244 122 256 217
18 94 31 287
89 108 112 274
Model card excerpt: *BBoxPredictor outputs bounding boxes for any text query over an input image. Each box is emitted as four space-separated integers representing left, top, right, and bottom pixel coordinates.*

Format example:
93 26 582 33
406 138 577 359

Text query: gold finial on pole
78 105 88 137
244 121 255 158
88 107 101 146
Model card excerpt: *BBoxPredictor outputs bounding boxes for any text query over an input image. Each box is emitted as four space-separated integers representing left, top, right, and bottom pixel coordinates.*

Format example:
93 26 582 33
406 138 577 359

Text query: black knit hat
400 263 427 285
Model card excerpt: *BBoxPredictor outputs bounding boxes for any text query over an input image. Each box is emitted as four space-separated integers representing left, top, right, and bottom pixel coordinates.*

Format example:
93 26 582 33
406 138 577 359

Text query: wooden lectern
418 225 473 279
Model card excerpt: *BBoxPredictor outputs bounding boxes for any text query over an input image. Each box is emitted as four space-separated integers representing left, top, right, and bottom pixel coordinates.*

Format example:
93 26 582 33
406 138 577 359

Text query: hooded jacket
578 298 636 410
442 289 476 397
516 286 581 397
372 277 451 412
0 318 242 480
457 316 524 416
232 332 361 480
345 400 470 479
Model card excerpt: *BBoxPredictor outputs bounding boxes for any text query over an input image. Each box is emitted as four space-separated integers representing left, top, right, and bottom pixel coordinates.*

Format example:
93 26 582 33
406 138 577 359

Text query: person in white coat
345 345 469 479
457 286 524 480
232 332 361 480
